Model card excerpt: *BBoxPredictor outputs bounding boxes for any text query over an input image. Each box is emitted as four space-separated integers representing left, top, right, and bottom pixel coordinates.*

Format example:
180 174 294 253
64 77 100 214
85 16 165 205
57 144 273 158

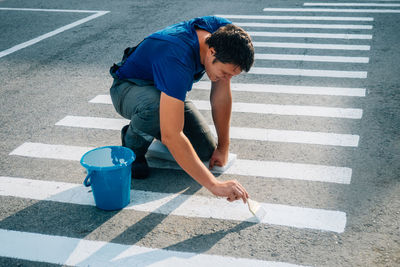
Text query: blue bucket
80 146 135 211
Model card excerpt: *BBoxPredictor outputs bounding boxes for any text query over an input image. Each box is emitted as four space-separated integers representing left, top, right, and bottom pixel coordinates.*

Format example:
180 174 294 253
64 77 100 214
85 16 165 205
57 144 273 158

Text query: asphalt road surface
0 0 399 266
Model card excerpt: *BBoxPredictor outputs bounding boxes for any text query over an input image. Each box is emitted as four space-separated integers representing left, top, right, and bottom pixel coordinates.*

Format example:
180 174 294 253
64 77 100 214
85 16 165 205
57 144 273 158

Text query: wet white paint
0 176 347 232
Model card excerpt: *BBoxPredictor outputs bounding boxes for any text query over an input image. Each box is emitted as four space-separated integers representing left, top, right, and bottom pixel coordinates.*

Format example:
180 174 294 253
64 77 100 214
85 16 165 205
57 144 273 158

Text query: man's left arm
209 78 232 169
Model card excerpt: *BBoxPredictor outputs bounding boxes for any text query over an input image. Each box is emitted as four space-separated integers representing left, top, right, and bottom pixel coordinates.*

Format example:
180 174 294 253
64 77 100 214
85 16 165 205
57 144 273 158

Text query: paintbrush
247 198 267 222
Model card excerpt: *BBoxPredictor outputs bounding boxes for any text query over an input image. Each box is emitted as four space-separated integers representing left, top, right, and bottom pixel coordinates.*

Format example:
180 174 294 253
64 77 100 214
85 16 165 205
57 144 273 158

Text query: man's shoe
121 125 149 179
121 125 129 147
131 155 149 179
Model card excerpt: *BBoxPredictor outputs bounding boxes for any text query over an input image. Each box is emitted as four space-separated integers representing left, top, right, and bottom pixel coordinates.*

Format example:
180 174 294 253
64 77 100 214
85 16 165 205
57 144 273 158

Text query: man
110 16 254 203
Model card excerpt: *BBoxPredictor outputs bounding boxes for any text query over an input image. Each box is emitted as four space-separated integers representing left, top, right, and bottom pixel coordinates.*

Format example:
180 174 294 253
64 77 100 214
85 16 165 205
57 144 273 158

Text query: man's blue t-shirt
115 16 231 101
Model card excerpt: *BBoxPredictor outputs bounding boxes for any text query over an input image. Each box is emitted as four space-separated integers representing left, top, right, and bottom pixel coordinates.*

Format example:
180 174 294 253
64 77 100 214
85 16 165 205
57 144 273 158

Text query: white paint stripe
235 22 373 29
89 95 363 119
216 126 359 147
0 7 105 13
249 67 368 79
0 229 307 267
224 160 351 184
253 41 370 51
193 100 363 119
216 14 374 21
304 3 400 7
248 31 372 39
0 11 109 59
255 53 369 63
55 116 359 147
263 7 400 13
9 143 352 184
9 142 93 161
194 81 367 97
94 80 368 98
56 116 129 130
89 94 111 104
0 176 347 232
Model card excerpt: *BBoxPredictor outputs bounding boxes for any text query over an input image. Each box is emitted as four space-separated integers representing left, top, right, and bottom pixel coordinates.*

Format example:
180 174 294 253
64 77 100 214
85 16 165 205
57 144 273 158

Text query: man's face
204 48 242 82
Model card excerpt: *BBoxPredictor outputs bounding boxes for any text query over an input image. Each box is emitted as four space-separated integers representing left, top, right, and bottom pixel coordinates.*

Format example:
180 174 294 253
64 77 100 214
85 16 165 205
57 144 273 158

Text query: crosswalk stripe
89 96 363 119
253 41 371 50
194 81 367 96
89 95 363 119
263 7 400 13
217 160 351 184
0 176 347 232
303 3 400 7
221 126 359 147
193 100 363 119
235 22 373 29
56 115 128 130
0 229 307 267
9 143 352 184
254 53 369 63
216 14 374 21
55 115 360 147
248 31 372 39
249 67 368 78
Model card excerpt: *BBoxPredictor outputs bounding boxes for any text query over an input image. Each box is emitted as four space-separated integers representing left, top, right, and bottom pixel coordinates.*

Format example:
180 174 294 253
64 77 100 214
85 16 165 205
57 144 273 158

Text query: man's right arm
159 92 249 203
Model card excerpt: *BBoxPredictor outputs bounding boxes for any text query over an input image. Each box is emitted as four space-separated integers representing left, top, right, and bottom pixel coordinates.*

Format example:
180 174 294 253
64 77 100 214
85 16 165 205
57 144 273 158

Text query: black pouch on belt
109 41 143 79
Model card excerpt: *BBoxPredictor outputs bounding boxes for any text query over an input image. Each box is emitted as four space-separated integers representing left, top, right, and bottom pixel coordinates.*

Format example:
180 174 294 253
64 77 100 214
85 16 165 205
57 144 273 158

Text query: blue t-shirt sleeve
152 55 193 102
194 16 232 33
211 16 232 28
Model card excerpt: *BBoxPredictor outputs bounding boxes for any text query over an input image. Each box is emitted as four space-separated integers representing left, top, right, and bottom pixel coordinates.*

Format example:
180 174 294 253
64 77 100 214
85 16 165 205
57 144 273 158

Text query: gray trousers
110 79 216 161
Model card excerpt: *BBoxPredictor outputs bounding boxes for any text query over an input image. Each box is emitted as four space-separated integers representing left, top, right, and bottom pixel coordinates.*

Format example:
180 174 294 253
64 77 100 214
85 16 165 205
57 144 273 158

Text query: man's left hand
209 147 229 169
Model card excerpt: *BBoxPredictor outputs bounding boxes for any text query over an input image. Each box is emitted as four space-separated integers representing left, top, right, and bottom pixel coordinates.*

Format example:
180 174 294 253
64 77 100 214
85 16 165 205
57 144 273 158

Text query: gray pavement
0 0 399 266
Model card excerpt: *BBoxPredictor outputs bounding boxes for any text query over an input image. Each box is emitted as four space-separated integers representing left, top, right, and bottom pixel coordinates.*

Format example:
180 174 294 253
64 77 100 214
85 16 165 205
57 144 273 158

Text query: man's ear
209 47 216 56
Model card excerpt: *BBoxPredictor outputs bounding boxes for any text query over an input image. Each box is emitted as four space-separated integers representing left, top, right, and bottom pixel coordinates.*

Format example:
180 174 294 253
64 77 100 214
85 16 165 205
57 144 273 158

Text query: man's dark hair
206 24 254 72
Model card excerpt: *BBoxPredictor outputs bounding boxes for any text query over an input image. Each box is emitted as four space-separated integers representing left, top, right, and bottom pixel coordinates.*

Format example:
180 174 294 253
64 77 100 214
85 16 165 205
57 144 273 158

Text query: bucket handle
83 171 93 187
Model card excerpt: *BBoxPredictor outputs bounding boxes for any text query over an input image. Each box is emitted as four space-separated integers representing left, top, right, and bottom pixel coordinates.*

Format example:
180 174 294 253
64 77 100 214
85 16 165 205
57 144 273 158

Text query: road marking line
90 96 363 119
248 31 372 39
56 116 128 130
193 100 363 119
304 3 400 7
9 143 352 184
220 126 359 147
55 116 359 147
9 142 91 161
263 7 400 13
216 14 374 21
253 41 370 50
89 96 363 119
0 9 109 58
199 100 363 118
148 158 351 184
0 229 308 267
0 176 347 232
254 53 369 63
194 81 366 96
89 95 117 104
223 159 351 184
235 22 373 29
0 7 107 13
249 67 367 78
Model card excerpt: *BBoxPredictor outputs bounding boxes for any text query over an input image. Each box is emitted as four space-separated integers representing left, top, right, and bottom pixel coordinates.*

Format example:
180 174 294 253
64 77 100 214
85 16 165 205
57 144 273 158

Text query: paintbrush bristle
247 199 267 222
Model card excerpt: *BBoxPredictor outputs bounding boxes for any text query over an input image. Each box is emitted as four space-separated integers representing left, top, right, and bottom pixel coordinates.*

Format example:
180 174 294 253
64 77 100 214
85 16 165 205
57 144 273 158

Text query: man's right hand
209 180 249 203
